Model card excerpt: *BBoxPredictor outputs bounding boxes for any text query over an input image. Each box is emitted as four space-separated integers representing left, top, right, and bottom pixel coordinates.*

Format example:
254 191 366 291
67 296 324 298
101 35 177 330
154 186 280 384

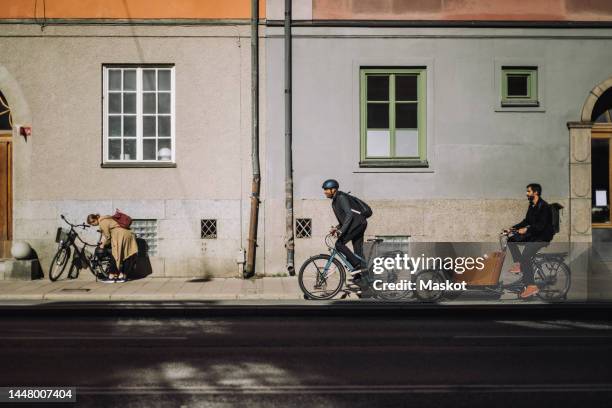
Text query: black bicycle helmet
322 179 339 189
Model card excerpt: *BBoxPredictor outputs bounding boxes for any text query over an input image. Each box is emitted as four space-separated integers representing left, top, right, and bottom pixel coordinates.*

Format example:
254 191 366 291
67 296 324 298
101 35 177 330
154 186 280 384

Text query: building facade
263 0 612 284
1 0 611 282
0 0 267 277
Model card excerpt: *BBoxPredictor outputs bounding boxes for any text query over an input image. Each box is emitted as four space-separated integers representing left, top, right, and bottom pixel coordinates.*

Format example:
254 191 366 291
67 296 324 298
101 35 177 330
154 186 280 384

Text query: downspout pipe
284 0 295 275
244 0 260 278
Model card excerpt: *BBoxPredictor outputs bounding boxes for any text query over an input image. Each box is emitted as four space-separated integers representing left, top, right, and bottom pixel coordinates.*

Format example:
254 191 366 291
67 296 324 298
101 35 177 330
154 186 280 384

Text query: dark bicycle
48 215 115 281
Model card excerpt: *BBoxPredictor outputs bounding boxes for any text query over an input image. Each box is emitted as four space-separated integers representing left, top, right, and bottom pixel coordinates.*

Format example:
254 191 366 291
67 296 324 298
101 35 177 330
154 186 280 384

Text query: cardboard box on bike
453 251 506 286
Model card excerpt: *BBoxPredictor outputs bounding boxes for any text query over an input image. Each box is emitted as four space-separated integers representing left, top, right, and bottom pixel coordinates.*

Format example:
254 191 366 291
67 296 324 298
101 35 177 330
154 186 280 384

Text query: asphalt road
1 309 611 407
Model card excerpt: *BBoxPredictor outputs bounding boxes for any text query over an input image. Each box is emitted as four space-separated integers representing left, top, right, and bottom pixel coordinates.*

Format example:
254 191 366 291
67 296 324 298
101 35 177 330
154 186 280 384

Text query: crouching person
87 213 138 282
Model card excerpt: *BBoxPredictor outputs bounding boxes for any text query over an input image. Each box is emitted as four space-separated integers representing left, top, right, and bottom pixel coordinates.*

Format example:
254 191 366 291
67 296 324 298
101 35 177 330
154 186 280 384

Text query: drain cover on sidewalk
60 288 91 292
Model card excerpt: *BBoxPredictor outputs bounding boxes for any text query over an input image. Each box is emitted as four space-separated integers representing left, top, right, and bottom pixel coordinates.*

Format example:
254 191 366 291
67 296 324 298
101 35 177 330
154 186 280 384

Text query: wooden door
0 136 12 258
592 126 612 228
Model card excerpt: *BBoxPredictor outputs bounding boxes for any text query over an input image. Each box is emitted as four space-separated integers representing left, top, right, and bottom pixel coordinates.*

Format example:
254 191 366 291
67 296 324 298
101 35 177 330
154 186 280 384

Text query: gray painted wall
262 26 611 272
265 27 612 201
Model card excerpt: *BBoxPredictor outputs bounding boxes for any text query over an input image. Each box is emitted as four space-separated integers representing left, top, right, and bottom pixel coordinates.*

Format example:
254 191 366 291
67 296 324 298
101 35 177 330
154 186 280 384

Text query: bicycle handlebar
60 214 90 229
59 215 98 246
324 233 336 250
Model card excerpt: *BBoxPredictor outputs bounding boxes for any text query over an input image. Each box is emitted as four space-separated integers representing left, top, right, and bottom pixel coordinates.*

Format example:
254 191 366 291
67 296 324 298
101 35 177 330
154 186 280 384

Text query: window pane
366 130 390 157
123 115 136 137
396 103 418 128
158 139 172 160
109 116 121 136
143 94 156 114
367 103 389 128
396 129 419 157
158 116 171 137
123 93 136 114
507 75 529 97
143 139 156 160
143 70 156 91
123 139 136 160
0 91 10 130
396 75 418 101
158 93 171 114
108 93 121 114
108 70 122 91
143 116 156 137
123 70 136 91
158 70 171 91
109 139 122 160
367 76 389 101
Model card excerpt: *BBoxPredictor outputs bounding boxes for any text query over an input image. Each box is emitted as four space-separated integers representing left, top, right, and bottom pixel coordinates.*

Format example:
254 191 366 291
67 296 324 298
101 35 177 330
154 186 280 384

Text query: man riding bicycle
322 179 369 285
504 183 555 299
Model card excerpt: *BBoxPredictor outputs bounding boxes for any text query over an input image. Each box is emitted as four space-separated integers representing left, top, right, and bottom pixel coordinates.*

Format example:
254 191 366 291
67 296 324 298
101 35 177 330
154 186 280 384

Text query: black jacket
513 198 555 242
332 191 367 236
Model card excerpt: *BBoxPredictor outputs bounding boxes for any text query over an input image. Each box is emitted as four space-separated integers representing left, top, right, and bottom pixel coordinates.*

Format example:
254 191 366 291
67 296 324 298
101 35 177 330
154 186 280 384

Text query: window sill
359 159 429 168
496 108 545 112
101 162 176 168
500 100 540 107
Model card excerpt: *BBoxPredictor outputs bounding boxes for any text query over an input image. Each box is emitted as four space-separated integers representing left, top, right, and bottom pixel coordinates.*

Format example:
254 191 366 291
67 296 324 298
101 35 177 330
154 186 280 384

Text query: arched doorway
0 90 12 258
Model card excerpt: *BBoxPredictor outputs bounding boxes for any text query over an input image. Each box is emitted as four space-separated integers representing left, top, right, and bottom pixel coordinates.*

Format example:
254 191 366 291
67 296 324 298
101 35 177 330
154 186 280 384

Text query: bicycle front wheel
49 246 71 281
414 269 445 302
298 254 346 300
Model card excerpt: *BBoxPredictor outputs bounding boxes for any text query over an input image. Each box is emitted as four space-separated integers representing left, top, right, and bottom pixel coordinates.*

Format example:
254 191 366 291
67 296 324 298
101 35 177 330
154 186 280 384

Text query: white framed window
103 65 175 165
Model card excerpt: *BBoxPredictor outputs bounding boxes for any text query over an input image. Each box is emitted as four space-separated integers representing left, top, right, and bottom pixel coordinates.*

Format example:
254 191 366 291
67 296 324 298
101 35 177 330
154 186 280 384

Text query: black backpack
345 192 373 218
550 203 563 234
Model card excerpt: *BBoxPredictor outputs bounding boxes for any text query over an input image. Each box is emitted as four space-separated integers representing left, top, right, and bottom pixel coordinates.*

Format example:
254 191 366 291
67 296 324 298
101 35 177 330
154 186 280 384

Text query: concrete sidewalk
0 277 304 301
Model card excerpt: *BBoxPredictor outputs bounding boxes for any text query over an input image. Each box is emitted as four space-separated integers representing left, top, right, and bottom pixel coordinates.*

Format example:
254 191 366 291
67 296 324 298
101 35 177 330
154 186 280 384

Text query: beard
527 195 535 203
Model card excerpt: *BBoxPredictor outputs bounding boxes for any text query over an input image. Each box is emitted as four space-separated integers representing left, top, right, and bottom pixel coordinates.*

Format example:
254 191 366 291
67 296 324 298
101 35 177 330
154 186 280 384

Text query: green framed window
360 68 427 167
501 67 538 107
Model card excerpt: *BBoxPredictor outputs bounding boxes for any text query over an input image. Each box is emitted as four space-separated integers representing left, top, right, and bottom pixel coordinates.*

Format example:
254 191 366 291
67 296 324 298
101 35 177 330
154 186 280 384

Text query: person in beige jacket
87 214 138 281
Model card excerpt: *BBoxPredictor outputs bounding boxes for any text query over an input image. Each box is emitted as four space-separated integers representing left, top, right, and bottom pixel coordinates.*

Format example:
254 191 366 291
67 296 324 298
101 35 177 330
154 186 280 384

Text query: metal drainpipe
285 0 295 276
244 0 260 278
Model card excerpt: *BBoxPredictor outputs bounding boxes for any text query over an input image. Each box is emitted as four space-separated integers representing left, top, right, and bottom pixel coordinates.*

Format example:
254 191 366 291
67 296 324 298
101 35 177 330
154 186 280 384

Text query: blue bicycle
298 233 411 300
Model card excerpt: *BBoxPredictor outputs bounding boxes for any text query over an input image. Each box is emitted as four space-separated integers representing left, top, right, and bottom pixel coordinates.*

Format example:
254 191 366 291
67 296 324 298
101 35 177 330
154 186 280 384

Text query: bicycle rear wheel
298 255 346 300
94 256 114 280
49 246 71 281
534 260 571 301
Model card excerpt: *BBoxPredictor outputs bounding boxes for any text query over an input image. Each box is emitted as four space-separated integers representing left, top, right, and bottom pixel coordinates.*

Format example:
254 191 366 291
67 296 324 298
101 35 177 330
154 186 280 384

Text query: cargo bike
413 231 571 302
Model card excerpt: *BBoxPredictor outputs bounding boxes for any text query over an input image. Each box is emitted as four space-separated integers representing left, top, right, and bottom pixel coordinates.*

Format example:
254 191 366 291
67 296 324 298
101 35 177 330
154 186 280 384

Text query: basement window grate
201 219 218 239
296 218 312 239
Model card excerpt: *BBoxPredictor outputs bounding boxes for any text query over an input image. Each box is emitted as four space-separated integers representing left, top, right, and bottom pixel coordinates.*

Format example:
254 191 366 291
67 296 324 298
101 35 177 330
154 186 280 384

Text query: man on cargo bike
504 183 557 299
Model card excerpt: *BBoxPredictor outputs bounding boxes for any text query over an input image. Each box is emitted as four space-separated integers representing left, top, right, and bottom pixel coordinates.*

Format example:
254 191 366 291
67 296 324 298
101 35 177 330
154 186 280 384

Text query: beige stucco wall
1 23 267 277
